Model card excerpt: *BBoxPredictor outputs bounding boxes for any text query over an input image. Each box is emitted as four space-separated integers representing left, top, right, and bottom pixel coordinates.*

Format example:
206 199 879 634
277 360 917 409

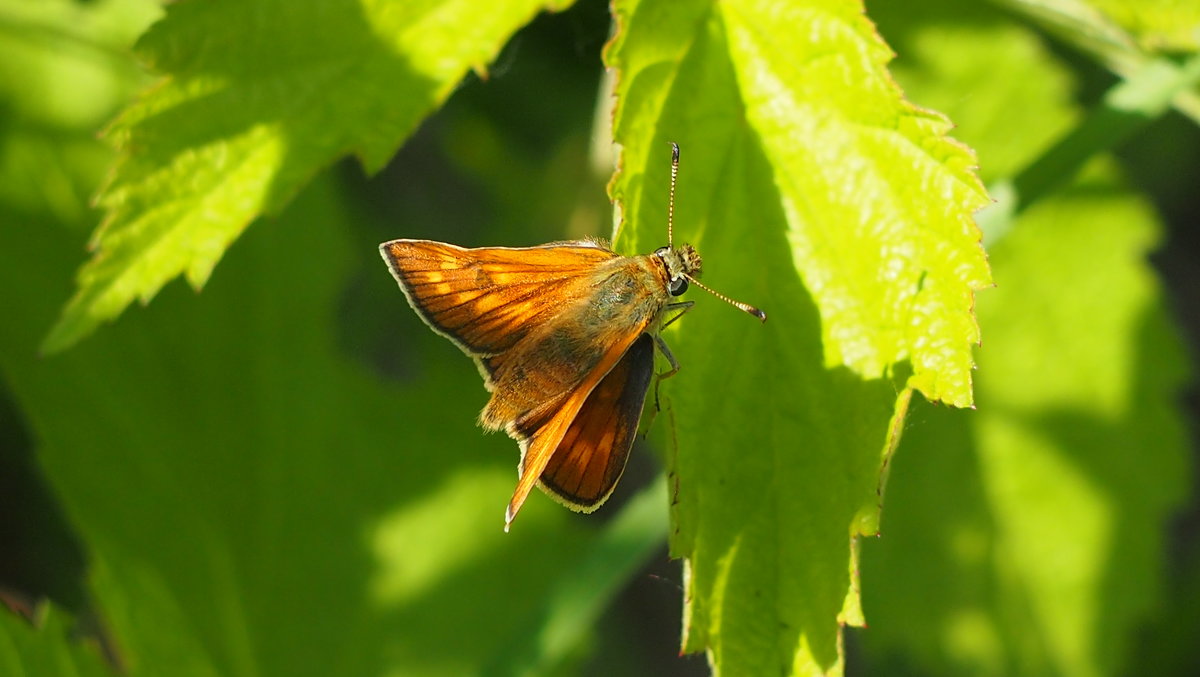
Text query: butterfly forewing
380 239 620 379
539 333 655 511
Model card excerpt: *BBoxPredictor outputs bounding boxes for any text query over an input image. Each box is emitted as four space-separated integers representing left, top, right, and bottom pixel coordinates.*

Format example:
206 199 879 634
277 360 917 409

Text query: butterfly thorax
478 252 672 431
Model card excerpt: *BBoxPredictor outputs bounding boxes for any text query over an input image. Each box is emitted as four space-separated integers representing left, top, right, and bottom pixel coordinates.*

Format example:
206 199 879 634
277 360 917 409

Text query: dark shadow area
583 548 710 677
852 396 1017 676
1116 72 1200 677
0 379 87 616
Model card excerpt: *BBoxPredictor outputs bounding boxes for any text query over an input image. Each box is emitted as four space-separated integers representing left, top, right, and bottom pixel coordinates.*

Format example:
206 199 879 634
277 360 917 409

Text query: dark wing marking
538 333 655 511
502 329 649 529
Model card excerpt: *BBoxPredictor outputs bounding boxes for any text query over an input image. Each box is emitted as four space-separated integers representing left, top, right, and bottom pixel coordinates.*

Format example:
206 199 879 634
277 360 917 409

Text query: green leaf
606 0 989 673
0 604 112 677
42 0 574 353
611 0 991 409
1070 0 1200 50
860 3 1194 674
981 52 1200 244
863 161 1192 677
867 3 1078 184
4 175 604 676
0 0 158 221
991 0 1200 123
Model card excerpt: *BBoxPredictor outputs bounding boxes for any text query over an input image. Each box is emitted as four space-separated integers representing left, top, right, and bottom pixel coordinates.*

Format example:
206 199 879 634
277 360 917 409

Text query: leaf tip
40 317 87 356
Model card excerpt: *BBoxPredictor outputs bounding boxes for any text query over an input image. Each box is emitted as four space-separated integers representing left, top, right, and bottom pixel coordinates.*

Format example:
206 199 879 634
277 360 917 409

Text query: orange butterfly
380 144 765 530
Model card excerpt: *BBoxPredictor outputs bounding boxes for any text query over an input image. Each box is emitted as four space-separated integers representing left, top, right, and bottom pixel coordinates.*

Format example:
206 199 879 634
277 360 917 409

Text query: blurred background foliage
0 0 1197 676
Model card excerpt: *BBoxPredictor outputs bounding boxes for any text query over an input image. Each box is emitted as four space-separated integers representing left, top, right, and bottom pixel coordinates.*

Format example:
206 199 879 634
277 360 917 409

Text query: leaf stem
980 52 1200 246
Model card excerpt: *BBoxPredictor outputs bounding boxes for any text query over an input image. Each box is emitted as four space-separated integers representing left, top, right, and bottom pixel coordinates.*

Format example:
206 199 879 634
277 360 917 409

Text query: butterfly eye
669 276 689 296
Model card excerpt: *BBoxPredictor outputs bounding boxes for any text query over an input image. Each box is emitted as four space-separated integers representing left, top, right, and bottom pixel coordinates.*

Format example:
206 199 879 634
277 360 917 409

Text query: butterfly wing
538 333 655 511
380 239 620 384
383 239 670 529
503 329 651 529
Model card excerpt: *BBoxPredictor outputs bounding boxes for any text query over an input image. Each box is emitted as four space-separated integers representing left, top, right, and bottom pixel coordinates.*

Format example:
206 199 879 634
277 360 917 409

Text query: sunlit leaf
860 3 1193 675
863 161 1191 677
1073 0 1200 50
0 0 157 221
607 0 990 673
42 0 574 353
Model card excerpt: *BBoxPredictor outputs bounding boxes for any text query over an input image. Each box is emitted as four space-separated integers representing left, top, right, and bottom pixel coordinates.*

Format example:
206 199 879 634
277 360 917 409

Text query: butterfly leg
651 333 683 416
649 301 693 413
661 301 694 330
654 301 691 384
642 302 694 433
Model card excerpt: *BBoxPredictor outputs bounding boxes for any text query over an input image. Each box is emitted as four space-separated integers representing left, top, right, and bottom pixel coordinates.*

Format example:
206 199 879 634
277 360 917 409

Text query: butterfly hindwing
539 333 655 511
503 329 651 528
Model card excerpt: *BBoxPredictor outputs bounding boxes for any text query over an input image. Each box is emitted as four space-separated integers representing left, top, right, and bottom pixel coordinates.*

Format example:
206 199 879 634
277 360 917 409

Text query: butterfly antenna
683 273 767 322
668 142 680 247
669 142 766 323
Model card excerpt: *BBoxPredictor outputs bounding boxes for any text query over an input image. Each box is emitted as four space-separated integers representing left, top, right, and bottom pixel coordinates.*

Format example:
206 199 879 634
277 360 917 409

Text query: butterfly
380 144 765 531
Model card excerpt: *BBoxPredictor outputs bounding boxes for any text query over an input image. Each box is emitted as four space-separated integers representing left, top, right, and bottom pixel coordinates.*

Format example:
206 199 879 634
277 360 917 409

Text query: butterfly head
654 244 702 296
654 240 766 321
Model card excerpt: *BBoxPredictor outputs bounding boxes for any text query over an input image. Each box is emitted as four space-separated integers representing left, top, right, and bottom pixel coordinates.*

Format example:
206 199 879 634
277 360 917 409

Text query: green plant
1 0 1195 675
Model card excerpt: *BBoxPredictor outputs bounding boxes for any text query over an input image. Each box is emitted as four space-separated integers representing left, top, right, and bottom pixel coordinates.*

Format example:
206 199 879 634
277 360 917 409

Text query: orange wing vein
539 333 655 511
380 239 619 382
503 329 649 530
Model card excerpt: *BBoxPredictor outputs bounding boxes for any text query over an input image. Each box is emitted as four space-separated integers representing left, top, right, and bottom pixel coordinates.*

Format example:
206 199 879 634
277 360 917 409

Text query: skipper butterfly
381 144 765 530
